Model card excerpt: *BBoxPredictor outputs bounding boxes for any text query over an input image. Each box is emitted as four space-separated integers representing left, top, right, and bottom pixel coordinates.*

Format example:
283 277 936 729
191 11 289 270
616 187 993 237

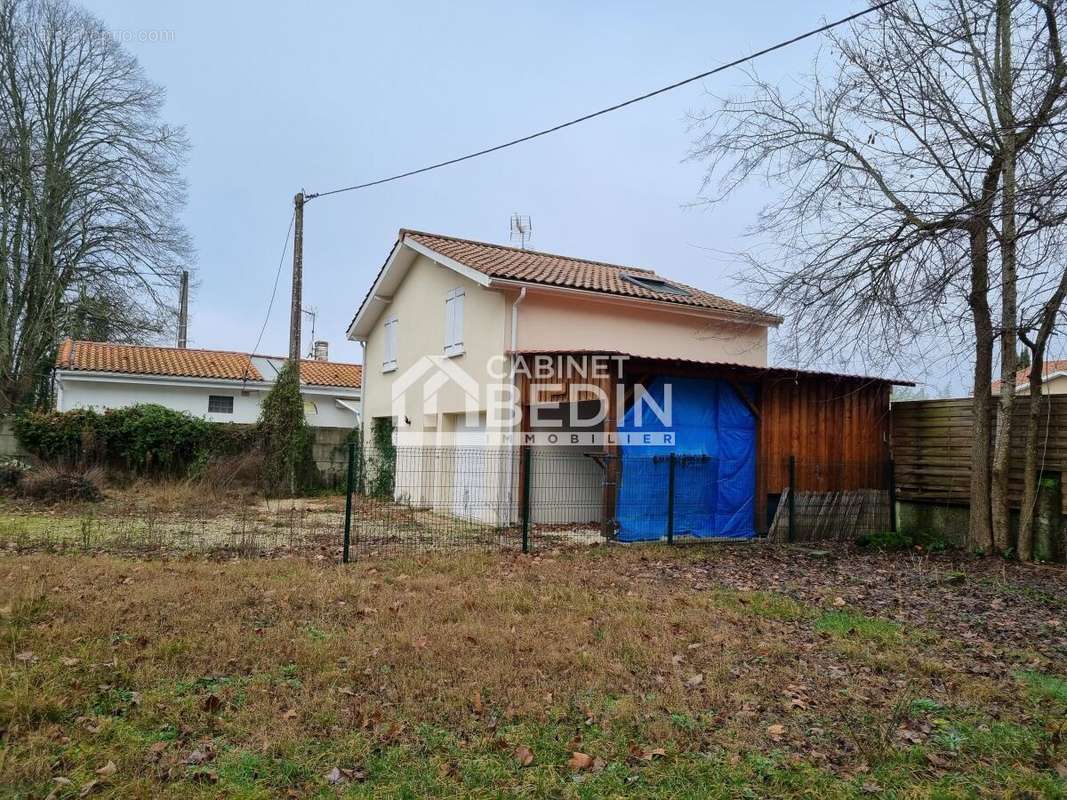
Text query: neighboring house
991 360 1067 395
54 339 361 427
347 229 907 537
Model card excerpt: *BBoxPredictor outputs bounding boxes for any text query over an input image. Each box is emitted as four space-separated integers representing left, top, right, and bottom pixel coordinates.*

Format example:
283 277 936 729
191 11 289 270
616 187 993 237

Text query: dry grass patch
0 547 1064 798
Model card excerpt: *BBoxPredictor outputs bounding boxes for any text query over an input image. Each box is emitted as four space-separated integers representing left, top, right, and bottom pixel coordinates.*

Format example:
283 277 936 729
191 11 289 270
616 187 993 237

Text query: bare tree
1017 258 1067 558
0 0 191 410
689 0 1067 556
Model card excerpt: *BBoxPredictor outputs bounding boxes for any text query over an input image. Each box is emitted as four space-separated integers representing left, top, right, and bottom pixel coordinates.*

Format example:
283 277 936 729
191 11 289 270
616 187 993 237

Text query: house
54 339 361 428
347 229 908 537
991 360 1067 395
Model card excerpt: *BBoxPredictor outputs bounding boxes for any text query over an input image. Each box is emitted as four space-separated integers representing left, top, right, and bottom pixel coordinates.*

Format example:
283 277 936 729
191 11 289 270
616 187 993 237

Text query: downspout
508 288 527 523
358 340 366 437
510 286 527 431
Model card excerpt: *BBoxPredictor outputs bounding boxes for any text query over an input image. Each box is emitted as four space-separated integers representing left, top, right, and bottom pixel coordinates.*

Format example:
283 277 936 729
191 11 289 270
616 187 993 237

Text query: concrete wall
57 375 359 428
0 419 26 458
309 426 354 484
898 493 1066 561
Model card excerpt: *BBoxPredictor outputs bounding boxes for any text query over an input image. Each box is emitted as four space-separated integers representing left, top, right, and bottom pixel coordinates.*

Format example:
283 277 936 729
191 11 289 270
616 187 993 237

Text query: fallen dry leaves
1 546 1064 797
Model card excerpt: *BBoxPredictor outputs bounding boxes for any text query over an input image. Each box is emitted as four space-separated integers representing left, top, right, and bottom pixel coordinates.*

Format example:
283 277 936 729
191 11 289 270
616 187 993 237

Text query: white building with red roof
54 339 361 427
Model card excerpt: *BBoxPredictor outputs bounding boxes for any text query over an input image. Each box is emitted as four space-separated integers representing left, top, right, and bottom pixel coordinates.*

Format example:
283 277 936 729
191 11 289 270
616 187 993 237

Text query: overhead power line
306 0 900 200
243 209 295 379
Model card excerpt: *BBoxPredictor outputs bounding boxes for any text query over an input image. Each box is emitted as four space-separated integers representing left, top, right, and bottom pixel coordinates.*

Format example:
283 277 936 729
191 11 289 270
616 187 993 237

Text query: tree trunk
1017 271 1067 560
968 223 995 555
1016 353 1045 561
991 0 1019 557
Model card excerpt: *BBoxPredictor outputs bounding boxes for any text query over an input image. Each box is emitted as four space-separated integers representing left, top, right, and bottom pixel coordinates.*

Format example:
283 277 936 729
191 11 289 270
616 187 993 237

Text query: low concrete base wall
897 501 971 548
898 481 1066 562
0 419 25 459
309 426 355 483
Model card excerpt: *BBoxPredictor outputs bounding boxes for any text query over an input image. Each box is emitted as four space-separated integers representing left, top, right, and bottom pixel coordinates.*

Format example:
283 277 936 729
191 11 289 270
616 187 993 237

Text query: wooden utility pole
177 269 189 349
289 191 305 361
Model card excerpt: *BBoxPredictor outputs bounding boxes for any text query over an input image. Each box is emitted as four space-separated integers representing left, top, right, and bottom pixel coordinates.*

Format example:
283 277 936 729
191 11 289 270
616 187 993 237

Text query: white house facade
54 339 361 428
346 229 781 523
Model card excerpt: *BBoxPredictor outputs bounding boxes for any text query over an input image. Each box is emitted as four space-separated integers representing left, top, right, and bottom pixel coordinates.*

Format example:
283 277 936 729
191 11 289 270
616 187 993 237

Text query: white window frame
444 288 465 357
382 315 398 373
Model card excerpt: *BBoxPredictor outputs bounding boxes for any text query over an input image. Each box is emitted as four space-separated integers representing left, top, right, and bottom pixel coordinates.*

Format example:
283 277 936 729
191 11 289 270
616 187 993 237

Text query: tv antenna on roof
510 213 532 250
301 306 317 357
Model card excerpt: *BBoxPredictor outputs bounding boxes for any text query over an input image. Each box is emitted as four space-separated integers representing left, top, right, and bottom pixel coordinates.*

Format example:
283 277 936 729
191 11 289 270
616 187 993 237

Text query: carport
513 351 910 540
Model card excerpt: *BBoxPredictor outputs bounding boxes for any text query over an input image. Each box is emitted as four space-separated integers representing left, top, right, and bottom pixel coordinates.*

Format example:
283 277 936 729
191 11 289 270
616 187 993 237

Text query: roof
298 359 363 389
55 340 362 389
991 360 1067 392
509 349 914 386
348 229 782 337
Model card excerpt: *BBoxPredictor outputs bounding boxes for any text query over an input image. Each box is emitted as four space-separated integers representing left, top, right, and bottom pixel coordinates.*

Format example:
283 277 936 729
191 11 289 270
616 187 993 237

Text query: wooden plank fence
891 396 1067 512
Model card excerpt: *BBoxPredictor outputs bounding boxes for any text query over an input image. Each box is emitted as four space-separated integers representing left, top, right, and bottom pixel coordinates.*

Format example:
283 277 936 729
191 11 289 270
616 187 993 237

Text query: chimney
312 340 329 361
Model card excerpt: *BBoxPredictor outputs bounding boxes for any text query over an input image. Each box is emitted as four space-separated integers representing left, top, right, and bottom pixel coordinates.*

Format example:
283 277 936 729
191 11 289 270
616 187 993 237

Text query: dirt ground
1 542 1064 798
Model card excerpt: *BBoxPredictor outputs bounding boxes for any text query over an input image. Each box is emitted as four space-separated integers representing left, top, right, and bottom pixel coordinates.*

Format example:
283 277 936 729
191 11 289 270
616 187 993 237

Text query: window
382 316 398 372
208 395 234 414
303 399 318 415
444 288 465 357
620 273 691 296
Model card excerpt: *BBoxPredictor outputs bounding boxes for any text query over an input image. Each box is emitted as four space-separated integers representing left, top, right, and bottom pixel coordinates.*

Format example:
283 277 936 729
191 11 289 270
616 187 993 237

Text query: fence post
342 441 355 563
887 458 897 533
666 453 676 545
521 445 532 554
787 455 796 544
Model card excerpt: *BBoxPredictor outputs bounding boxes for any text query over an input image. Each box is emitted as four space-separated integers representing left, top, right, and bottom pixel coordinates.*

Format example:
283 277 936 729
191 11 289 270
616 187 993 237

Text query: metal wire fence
0 447 895 560
0 454 354 560
345 446 895 557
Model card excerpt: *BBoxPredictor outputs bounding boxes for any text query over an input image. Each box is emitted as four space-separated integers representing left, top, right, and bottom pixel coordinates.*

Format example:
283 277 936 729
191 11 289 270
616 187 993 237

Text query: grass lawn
1 545 1065 798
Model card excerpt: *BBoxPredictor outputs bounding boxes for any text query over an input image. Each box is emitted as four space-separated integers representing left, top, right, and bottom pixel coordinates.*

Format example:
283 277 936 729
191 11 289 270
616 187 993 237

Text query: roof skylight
621 274 691 296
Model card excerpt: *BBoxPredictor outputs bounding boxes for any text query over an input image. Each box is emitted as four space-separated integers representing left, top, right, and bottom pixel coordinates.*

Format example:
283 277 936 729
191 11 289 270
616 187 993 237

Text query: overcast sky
79 1 956 386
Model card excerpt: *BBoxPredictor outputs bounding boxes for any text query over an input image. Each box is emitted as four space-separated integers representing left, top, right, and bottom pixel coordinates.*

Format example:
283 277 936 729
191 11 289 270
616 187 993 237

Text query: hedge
14 404 256 476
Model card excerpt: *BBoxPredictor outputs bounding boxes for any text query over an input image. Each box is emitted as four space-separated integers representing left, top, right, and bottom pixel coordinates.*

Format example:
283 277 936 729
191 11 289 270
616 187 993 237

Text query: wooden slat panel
891 396 1067 508
761 376 891 493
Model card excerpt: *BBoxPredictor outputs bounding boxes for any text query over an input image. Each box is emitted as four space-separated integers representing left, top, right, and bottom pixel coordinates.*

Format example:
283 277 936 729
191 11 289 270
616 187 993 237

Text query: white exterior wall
56 374 359 428
361 254 509 436
360 255 511 520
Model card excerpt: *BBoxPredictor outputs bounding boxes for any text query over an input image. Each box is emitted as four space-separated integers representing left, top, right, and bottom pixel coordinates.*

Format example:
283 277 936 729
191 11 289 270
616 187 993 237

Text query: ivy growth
14 404 252 475
257 360 318 496
368 417 396 499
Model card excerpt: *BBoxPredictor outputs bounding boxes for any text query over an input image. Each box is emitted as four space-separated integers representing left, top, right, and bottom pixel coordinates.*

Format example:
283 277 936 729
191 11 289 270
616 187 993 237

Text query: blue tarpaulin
615 376 756 541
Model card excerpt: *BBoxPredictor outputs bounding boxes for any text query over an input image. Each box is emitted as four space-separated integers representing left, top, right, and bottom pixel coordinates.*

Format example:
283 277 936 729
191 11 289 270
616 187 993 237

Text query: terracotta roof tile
299 359 362 388
56 339 362 389
57 340 261 381
992 359 1067 391
402 229 782 324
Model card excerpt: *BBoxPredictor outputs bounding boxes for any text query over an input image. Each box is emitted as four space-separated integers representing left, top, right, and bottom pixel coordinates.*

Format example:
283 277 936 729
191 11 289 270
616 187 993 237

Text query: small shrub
14 408 101 464
856 529 948 552
18 465 103 504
